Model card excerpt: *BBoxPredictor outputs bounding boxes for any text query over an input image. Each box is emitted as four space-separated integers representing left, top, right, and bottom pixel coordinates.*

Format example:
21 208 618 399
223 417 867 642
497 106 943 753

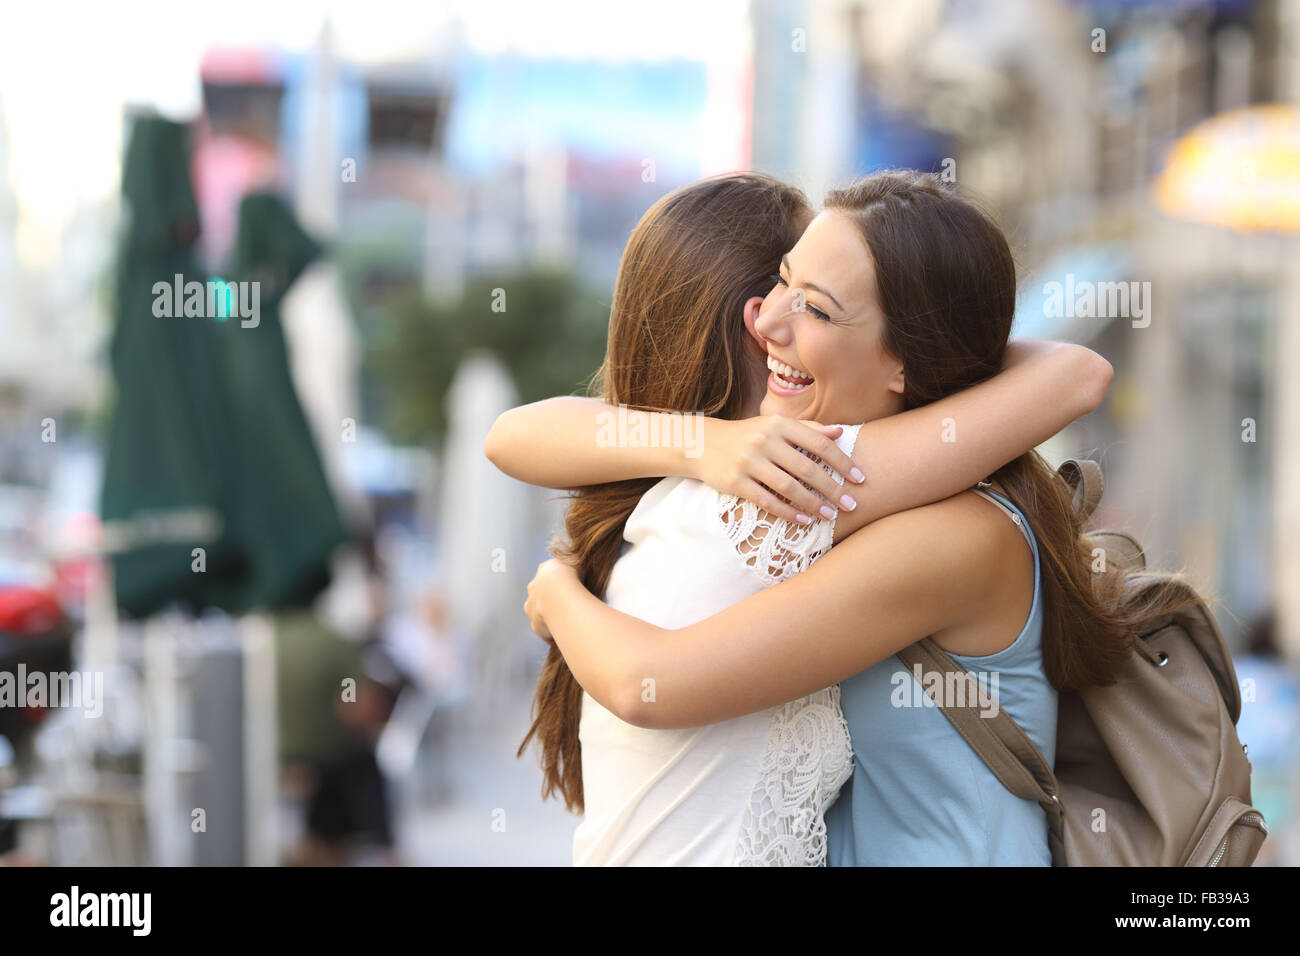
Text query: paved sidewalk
399 685 576 866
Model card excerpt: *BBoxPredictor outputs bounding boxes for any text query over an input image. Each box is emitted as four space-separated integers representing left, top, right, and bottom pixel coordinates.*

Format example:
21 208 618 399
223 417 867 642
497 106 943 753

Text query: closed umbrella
99 115 242 617
215 191 347 611
101 123 346 617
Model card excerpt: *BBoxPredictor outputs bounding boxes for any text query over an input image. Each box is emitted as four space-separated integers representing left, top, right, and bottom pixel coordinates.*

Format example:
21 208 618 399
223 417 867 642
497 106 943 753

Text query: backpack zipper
1209 812 1268 866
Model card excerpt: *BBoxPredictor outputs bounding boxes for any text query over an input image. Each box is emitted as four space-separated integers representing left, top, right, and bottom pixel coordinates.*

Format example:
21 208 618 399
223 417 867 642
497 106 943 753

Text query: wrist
675 414 713 481
541 560 579 601
545 567 589 637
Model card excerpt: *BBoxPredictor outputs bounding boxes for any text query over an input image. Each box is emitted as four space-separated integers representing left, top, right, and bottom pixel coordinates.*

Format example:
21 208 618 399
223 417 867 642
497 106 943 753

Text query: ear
886 360 906 396
742 296 766 350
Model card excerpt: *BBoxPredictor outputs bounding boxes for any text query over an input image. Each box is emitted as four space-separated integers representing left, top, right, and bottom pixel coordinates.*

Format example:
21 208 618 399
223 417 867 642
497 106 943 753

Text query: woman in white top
485 173 1112 865
572 423 862 865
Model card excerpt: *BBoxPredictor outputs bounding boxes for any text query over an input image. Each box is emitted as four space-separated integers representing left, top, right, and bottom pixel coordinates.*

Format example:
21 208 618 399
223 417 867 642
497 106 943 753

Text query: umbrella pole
239 613 278 866
82 558 118 676
142 612 190 866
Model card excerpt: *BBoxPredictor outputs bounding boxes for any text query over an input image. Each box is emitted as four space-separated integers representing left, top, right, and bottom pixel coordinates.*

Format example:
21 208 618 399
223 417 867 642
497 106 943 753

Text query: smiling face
754 210 906 425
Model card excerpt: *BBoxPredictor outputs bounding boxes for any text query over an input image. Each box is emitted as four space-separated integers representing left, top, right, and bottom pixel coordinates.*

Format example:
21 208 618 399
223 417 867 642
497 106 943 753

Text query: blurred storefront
750 0 1300 662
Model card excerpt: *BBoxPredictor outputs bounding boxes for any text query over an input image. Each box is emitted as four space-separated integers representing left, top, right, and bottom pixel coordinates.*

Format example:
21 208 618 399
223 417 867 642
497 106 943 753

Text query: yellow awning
1153 103 1300 233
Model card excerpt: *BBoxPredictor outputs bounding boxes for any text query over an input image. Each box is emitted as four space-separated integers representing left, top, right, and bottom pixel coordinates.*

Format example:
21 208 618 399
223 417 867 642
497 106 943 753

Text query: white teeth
767 356 813 391
766 356 812 381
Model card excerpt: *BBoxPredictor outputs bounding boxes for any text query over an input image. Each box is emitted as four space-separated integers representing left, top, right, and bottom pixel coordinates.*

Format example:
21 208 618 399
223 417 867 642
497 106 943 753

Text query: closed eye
771 273 831 321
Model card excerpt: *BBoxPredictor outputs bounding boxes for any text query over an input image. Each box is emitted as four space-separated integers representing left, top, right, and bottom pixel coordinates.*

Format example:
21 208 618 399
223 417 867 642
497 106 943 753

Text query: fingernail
850 467 865 483
840 494 857 511
796 513 811 525
819 504 836 520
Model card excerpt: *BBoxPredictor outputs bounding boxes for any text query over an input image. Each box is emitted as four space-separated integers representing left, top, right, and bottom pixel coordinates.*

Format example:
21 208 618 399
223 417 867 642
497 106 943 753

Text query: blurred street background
0 0 1297 866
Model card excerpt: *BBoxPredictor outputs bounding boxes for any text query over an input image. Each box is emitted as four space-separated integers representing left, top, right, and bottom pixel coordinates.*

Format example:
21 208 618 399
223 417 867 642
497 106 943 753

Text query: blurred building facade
751 0 1299 656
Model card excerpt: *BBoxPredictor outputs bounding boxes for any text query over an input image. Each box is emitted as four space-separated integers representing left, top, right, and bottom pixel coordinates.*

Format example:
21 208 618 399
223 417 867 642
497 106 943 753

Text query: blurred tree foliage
363 270 610 445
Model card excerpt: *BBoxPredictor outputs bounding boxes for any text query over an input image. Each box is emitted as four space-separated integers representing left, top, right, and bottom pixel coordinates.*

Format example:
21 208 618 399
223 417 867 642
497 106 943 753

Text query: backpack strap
979 459 1102 523
895 637 1065 842
944 459 1101 847
1058 458 1103 523
1085 529 1146 572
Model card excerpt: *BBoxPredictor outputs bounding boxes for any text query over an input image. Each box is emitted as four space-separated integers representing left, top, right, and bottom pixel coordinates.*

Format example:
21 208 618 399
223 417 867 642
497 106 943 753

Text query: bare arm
485 340 1110 525
831 339 1110 539
485 397 698 490
484 397 860 521
524 495 1002 729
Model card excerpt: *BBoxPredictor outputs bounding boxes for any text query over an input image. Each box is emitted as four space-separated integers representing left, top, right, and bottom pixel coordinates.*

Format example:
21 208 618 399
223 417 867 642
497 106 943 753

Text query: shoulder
769 489 1027 646
843 490 1025 594
862 489 1015 544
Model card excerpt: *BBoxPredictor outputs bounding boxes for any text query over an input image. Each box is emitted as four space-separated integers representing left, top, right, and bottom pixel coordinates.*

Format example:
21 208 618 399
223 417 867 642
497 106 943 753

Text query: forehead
788 210 876 307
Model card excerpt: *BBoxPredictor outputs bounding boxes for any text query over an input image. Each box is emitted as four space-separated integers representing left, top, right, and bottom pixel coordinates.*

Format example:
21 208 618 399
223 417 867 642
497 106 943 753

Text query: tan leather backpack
896 459 1267 866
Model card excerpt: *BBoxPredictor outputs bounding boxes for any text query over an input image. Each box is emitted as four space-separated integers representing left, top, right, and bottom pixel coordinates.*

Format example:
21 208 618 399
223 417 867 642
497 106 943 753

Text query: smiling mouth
767 355 814 393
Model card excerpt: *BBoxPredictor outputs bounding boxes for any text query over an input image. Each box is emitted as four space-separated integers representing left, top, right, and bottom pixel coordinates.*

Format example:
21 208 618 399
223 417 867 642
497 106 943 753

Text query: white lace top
572 424 860 866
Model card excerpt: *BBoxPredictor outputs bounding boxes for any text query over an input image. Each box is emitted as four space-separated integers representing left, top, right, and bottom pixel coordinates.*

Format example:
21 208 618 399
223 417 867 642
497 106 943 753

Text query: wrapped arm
831 339 1110 539
527 494 1005 729
483 397 696 490
484 397 859 520
486 340 1110 525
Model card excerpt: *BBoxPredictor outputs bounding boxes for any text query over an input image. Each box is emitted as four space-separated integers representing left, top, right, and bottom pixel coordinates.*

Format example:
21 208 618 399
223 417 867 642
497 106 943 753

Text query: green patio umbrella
100 116 243 617
213 191 347 611
100 122 346 617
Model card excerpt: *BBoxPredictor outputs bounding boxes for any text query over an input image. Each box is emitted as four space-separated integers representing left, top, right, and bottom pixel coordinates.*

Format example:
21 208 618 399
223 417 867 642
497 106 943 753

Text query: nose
754 290 794 345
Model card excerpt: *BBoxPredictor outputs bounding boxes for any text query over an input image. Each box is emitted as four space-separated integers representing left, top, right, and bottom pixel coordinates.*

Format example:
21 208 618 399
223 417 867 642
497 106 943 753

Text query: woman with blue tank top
826 486 1055 866
523 171 1169 865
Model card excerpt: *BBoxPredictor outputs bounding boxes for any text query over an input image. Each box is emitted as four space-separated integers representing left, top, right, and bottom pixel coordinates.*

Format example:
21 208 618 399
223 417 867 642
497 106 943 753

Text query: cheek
867 351 898 393
816 331 890 396
804 327 857 379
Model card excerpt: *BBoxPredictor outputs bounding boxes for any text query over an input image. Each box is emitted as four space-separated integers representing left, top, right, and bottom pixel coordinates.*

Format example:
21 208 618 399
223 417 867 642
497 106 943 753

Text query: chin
761 394 812 419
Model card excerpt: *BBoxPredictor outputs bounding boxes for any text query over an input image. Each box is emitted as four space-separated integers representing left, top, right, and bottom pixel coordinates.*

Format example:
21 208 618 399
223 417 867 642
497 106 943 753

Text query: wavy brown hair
518 173 813 811
826 170 1186 692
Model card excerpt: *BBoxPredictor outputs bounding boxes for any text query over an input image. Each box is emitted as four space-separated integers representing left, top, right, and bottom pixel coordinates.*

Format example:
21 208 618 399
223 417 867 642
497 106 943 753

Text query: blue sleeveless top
825 488 1057 866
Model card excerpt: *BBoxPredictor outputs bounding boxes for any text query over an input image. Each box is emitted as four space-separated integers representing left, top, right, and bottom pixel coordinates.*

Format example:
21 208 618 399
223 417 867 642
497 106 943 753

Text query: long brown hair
519 173 813 811
825 170 1176 692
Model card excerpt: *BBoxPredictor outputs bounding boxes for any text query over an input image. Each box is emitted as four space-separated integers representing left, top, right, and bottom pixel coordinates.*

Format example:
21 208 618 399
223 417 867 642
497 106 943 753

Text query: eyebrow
781 254 844 312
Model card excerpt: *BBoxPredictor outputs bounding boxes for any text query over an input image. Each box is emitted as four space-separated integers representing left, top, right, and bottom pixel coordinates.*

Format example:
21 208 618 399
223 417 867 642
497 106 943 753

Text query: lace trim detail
733 685 854 867
723 423 860 866
716 424 860 587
